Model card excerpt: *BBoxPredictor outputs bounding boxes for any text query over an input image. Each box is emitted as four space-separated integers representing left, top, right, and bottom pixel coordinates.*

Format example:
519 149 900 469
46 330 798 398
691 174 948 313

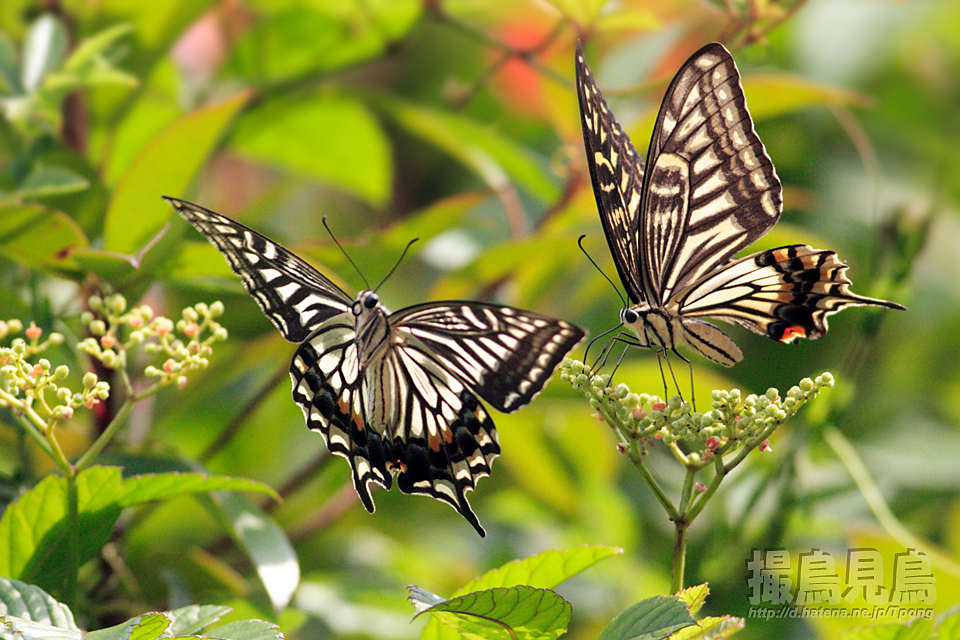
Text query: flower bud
55 365 69 379
209 301 224 317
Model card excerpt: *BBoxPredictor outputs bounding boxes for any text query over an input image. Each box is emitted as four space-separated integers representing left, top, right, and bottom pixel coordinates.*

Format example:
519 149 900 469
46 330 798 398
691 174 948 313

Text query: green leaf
21 14 67 93
0 616 81 639
104 91 250 254
676 584 710 616
231 93 392 206
84 612 171 640
670 614 744 639
455 545 622 596
595 595 696 640
0 204 88 276
120 472 279 507
61 23 134 74
0 32 20 94
422 545 620 640
165 604 231 636
204 491 299 611
0 577 78 631
0 467 124 592
368 93 558 203
839 618 936 640
228 1 420 80
410 585 570 640
742 74 872 120
16 166 90 198
201 618 285 640
128 612 173 640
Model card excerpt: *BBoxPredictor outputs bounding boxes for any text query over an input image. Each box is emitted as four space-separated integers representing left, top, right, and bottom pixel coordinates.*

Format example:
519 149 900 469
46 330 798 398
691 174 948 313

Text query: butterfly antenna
578 235 627 308
322 217 371 290
374 237 419 293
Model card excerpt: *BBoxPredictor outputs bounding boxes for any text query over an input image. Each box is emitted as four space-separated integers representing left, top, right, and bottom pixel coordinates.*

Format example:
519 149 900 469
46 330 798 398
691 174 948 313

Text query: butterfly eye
363 293 379 309
622 309 639 324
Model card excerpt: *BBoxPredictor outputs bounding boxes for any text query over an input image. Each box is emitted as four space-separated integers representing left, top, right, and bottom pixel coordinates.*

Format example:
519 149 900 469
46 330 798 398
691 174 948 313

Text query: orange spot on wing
780 326 806 342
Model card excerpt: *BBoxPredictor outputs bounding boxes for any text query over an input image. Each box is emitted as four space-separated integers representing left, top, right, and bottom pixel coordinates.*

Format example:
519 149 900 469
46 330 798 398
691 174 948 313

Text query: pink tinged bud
30 364 42 377
705 436 721 451
86 397 97 408
759 439 772 452
177 376 188 389
183 322 200 337
694 482 707 493
632 408 646 420
163 359 176 374
129 316 144 329
100 334 116 349
26 323 42 340
61 407 74 420
593 412 604 422
652 402 667 411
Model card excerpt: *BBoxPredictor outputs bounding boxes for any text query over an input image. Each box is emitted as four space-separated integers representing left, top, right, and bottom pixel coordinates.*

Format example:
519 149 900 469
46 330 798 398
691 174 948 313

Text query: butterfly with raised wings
575 41 903 369
167 197 584 536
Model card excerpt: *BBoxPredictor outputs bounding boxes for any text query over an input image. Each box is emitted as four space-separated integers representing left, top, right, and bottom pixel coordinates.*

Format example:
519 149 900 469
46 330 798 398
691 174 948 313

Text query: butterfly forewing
392 303 585 413
170 196 584 536
641 43 782 302
166 197 351 342
575 42 648 305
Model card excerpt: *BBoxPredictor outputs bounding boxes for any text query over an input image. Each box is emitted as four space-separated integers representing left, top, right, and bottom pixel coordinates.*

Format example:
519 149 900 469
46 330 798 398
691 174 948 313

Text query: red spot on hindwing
780 326 806 342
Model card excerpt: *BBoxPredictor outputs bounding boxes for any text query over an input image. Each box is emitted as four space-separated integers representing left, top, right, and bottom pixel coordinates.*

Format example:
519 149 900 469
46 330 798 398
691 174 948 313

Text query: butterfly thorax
351 291 391 365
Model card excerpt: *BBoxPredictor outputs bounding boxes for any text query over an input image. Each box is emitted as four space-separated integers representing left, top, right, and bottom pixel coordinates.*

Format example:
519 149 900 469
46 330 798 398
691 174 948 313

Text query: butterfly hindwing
166 196 351 342
676 245 905 351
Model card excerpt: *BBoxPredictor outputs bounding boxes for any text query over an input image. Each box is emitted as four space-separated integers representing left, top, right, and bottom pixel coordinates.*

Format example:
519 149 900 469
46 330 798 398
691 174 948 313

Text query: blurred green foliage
0 0 956 638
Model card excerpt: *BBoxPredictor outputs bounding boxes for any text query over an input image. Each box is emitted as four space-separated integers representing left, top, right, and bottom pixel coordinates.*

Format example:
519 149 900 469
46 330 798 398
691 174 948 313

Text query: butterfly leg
670 346 696 412
584 323 626 367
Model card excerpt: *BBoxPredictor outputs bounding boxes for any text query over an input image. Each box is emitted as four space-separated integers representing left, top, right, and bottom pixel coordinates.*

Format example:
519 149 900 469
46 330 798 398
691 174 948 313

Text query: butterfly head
352 290 382 316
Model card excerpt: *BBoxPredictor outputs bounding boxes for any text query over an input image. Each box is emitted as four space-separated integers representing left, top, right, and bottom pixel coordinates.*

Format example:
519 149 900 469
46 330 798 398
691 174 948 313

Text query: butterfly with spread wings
575 41 903 371
167 197 584 536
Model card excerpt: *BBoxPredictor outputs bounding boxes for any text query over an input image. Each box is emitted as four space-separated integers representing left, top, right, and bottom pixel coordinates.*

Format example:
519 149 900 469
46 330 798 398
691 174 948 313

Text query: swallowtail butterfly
575 42 903 368
167 197 584 536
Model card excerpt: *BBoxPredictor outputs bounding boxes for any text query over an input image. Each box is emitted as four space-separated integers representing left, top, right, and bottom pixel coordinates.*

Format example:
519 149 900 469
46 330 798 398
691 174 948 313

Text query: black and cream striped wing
391 303 585 413
166 196 352 342
639 43 782 303
675 245 906 351
575 41 647 304
290 304 583 537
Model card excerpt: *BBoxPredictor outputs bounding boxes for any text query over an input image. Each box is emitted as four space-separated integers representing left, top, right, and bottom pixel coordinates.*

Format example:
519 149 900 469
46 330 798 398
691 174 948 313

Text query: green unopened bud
57 387 71 402
12 339 26 355
820 372 834 387
83 372 98 388
108 293 127 315
89 320 106 336
213 327 228 341
38 359 51 371
182 307 199 323
209 301 224 317
765 388 778 401
80 311 94 325
55 365 69 379
88 295 103 311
